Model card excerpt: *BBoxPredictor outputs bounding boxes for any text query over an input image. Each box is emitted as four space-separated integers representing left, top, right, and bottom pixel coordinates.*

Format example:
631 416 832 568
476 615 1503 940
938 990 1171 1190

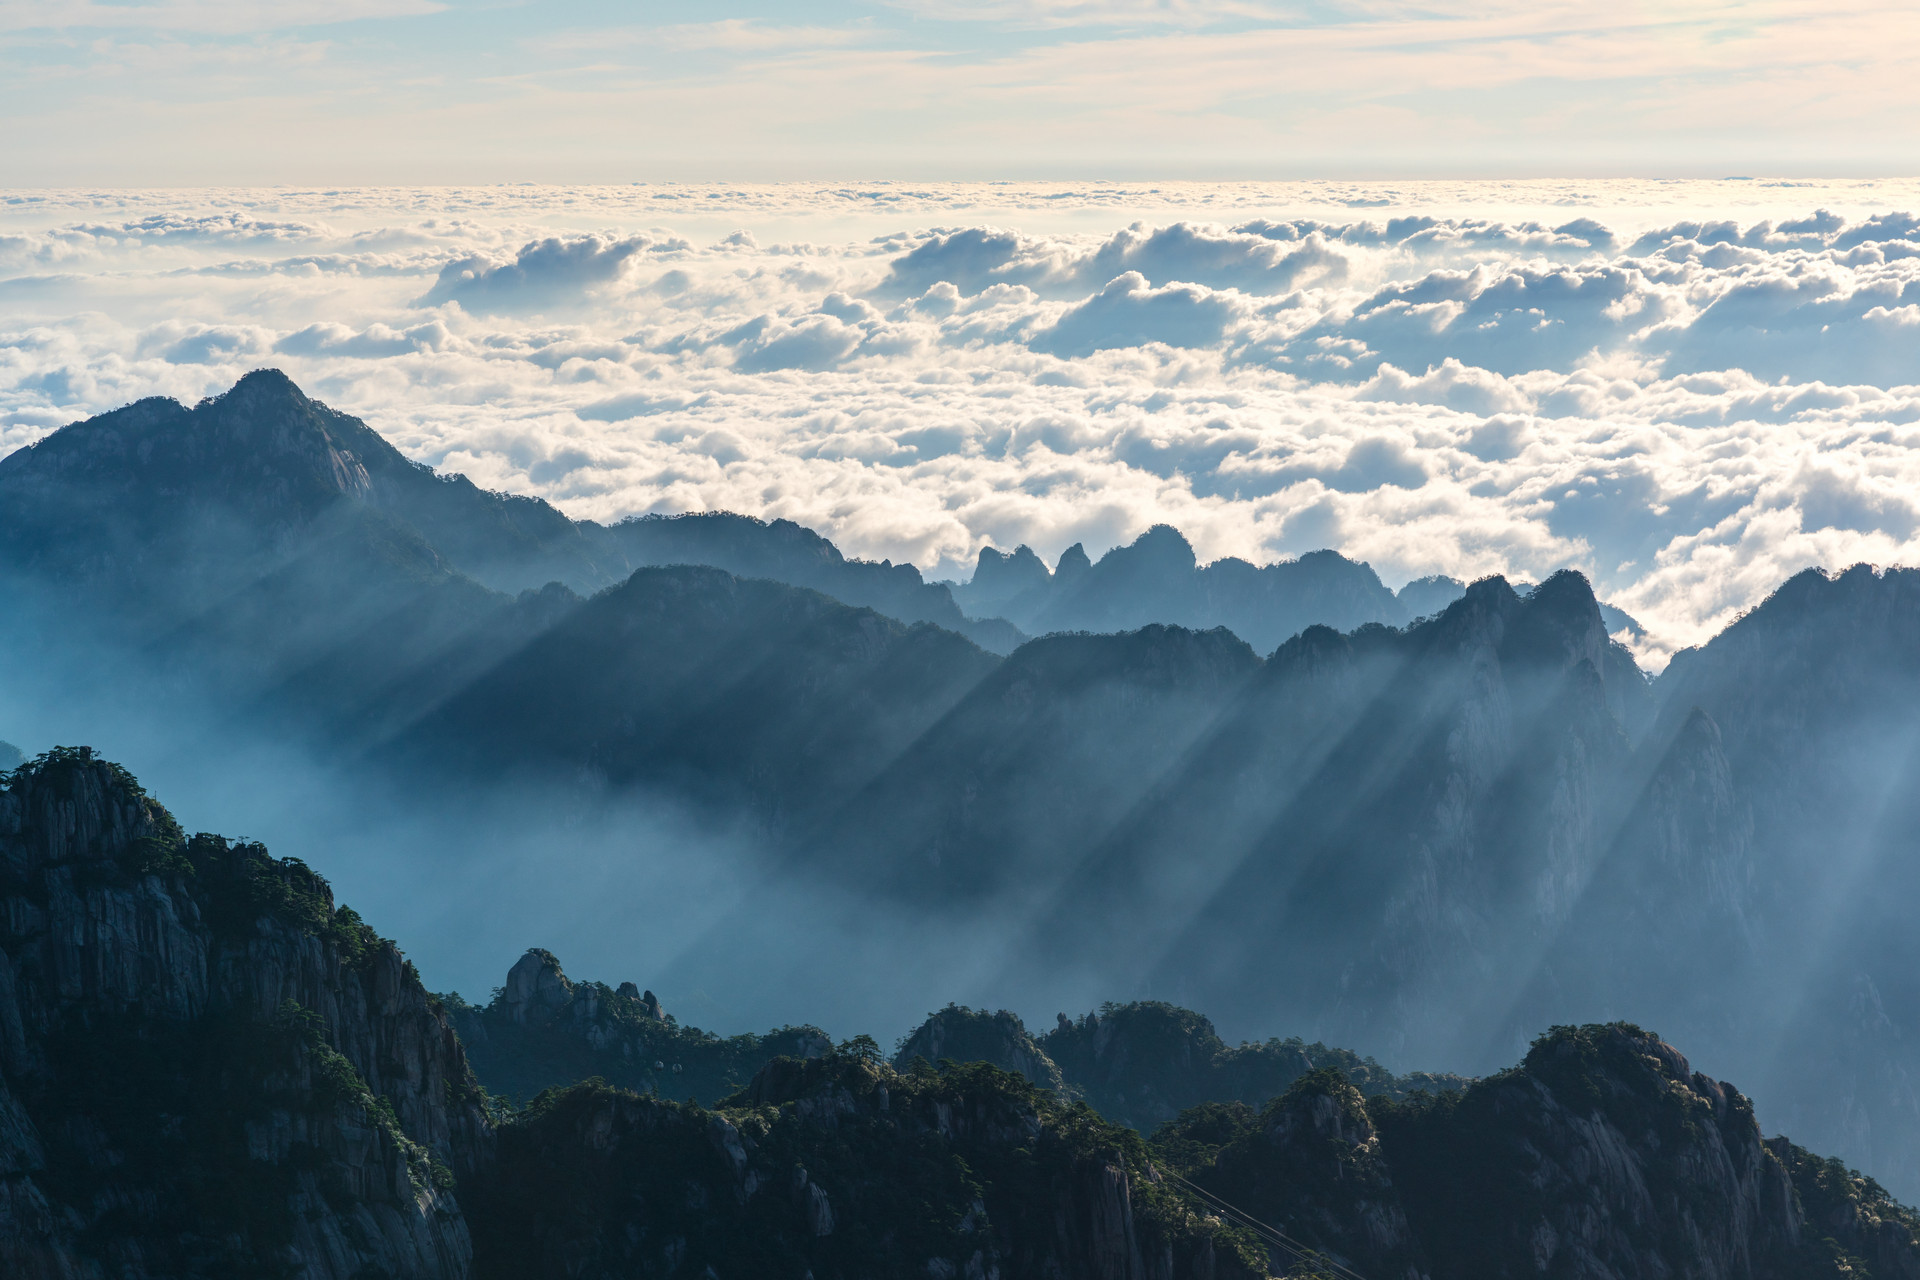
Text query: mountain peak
0 746 182 871
215 366 308 407
1501 569 1609 673
1117 522 1198 573
0 372 403 556
1528 567 1600 610
502 947 574 1024
1055 542 1092 580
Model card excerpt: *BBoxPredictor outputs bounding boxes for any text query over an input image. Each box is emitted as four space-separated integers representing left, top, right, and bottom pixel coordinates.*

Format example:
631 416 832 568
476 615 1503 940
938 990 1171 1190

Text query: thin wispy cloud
541 19 881 56
2 1 1914 180
883 0 1288 29
0 0 441 34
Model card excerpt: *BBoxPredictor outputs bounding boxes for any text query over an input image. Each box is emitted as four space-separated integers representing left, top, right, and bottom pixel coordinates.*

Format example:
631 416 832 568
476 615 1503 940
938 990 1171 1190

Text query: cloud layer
8 180 1920 664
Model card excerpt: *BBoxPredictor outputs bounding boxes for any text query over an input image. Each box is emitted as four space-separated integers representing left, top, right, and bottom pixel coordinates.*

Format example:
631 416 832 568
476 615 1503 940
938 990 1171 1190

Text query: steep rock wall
0 749 489 1279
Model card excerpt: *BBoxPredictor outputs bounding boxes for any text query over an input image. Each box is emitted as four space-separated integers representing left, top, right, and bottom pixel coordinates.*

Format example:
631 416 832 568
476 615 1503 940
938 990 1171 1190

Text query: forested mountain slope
0 749 489 1278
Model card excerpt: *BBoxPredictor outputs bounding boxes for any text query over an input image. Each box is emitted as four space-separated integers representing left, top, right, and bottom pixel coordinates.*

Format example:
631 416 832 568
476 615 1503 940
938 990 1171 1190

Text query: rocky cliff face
0 748 490 1279
895 1004 1070 1093
0 751 1273 1280
1643 564 1920 1199
890 1002 1468 1137
1157 1024 1920 1280
467 1049 1263 1280
448 948 831 1105
1196 1070 1425 1280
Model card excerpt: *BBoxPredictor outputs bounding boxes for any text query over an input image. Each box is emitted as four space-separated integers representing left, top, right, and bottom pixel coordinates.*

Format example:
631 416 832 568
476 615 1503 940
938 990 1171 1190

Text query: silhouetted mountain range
405 564 998 821
3 370 1920 1211
953 528 1646 652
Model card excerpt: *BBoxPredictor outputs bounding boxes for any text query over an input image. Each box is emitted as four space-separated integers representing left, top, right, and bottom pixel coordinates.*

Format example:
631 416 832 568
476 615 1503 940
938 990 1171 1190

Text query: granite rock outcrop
0 748 489 1279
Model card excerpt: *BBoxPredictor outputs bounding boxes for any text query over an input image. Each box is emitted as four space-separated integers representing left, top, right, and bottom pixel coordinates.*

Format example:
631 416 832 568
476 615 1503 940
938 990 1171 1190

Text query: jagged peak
1745 561 1920 626
1266 622 1355 669
0 746 182 869
1462 573 1521 604
1488 568 1611 672
894 1004 1067 1092
1521 1021 1698 1093
972 542 1051 591
1526 567 1602 614
503 947 573 1024
1 371 390 517
1262 1065 1375 1147
1101 523 1198 573
1675 705 1724 748
206 366 311 411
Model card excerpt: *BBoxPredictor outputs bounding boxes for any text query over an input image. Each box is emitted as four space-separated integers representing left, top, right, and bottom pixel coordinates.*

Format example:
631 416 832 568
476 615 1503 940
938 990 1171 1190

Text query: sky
5 2 1920 183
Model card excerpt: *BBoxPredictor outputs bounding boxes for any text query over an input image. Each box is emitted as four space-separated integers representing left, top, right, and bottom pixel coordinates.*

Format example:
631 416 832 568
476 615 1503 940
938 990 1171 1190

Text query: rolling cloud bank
7 181 1920 664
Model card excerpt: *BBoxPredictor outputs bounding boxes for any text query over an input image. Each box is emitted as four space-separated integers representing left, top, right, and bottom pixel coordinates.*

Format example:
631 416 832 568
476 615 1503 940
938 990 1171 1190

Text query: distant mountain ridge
954 527 1647 653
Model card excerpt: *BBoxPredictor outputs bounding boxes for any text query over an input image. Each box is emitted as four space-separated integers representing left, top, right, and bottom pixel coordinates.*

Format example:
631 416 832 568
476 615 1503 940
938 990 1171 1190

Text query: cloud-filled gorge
11 180 1920 664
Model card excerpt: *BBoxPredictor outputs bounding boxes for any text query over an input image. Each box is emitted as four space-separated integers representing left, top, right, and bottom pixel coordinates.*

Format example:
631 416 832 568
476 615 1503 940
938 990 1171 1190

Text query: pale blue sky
3 2 1917 182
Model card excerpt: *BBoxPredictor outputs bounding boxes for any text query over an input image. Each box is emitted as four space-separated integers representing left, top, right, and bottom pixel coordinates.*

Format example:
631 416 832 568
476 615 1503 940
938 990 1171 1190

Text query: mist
7 366 1920 1215
0 582 1140 1044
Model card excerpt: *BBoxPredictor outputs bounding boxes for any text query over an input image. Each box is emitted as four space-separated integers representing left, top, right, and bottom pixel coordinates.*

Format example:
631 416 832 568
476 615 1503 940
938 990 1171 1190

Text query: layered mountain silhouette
5 370 1920 1209
403 564 998 820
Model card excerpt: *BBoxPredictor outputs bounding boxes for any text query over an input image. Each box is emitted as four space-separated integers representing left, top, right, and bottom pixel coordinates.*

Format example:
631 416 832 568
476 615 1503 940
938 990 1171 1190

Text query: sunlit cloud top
10 178 1920 671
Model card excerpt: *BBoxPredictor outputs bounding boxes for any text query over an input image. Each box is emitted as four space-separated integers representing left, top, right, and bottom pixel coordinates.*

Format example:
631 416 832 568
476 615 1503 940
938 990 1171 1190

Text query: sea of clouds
7 178 1920 664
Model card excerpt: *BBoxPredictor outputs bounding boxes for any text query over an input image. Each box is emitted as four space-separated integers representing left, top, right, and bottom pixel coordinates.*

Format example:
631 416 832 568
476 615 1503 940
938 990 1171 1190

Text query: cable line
1162 1168 1371 1280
